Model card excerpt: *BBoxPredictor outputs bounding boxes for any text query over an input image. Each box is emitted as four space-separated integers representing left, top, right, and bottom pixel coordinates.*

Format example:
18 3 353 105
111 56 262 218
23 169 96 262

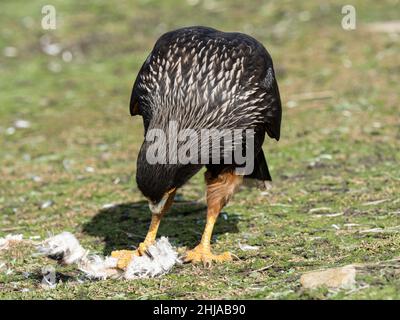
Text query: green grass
0 0 399 299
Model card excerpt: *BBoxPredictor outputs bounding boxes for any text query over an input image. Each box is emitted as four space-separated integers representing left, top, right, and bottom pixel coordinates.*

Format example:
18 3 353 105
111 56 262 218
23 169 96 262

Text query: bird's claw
111 241 153 269
184 244 232 267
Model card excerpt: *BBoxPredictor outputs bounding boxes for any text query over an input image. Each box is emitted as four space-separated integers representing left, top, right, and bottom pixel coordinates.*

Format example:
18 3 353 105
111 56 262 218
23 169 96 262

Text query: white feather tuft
37 232 87 265
124 236 179 279
38 232 179 280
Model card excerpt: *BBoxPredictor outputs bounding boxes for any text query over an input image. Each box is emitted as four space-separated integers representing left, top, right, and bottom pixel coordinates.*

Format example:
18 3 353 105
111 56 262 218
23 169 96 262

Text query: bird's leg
185 207 231 265
185 169 242 266
111 213 163 269
111 189 176 269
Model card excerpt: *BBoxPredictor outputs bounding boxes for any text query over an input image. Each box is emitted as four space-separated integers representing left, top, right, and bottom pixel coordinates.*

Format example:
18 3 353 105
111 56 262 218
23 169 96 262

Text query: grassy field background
0 0 399 299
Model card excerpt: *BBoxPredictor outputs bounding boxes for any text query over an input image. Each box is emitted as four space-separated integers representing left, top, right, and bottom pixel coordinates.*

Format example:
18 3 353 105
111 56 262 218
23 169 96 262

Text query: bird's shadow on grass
82 201 240 255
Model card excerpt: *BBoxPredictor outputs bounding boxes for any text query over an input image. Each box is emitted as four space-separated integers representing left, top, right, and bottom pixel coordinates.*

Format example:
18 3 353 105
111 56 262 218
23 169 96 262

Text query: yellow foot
111 241 153 269
184 244 232 267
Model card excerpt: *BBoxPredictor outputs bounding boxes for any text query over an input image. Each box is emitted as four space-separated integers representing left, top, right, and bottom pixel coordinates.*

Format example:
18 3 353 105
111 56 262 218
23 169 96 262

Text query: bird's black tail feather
244 150 272 189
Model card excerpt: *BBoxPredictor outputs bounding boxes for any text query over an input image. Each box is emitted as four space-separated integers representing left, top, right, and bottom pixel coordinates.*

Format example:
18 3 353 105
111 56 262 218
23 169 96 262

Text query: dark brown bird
112 26 282 267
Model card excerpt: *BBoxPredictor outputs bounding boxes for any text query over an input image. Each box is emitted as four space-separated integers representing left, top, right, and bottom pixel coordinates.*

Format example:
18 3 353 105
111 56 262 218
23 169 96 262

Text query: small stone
319 154 332 160
102 203 115 209
300 265 356 289
40 200 54 210
31 175 42 182
42 43 62 56
238 242 260 251
14 120 31 128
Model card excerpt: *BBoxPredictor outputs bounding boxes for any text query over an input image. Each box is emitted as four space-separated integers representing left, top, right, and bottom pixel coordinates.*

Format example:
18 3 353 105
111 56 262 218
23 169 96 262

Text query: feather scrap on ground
0 234 24 250
37 232 179 280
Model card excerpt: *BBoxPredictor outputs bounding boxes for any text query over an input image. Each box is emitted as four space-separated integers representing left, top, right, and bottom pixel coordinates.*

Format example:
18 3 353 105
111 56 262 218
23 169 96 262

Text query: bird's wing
259 63 282 141
129 53 155 133
235 37 282 141
129 55 150 117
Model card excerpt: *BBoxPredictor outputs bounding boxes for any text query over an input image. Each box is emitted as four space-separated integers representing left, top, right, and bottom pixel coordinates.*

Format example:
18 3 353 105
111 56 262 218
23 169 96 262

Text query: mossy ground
0 0 399 299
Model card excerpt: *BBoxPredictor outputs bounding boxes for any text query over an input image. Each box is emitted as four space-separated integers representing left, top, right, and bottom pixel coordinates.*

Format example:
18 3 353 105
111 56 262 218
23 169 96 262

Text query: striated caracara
112 26 282 267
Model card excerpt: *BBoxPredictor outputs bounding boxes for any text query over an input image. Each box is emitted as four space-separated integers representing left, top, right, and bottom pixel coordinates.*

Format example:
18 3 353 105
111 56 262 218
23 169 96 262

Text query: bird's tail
243 150 272 189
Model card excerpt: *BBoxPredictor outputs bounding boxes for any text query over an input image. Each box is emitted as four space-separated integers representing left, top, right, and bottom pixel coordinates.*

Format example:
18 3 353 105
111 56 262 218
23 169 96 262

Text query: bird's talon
111 249 138 269
111 241 154 269
184 245 232 266
136 241 153 256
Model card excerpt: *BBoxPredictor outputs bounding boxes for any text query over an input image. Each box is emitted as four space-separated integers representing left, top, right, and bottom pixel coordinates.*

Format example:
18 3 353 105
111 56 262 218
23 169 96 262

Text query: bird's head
136 141 201 213
136 161 177 214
